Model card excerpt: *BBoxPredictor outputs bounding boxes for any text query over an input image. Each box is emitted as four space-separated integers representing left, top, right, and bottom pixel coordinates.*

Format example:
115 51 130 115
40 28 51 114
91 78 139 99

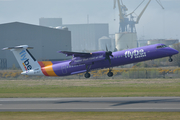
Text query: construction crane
113 0 164 33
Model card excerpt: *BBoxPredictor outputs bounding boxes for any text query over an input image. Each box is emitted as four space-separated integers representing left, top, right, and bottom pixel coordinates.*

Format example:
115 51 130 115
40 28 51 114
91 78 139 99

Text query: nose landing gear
169 56 173 62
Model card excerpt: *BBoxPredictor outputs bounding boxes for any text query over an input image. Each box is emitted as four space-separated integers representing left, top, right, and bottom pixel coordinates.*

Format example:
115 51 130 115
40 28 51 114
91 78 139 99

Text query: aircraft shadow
54 98 180 106
111 98 180 106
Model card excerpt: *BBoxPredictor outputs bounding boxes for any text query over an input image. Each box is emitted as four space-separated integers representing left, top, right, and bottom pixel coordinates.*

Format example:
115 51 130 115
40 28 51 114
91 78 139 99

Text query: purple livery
2 44 178 78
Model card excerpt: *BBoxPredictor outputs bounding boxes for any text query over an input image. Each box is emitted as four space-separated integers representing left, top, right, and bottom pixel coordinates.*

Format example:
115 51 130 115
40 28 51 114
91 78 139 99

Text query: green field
0 79 180 119
0 112 180 120
0 78 180 97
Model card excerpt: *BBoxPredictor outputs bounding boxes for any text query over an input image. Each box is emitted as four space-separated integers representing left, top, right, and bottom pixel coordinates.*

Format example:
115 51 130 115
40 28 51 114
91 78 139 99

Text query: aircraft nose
168 48 179 55
171 48 179 55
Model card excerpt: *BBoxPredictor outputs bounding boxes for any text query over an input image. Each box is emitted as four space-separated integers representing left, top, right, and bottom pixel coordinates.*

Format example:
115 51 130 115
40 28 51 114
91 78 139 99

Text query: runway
0 97 180 112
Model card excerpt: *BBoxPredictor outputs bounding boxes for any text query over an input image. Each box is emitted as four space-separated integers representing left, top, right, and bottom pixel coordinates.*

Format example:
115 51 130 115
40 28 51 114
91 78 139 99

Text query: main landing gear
169 56 173 62
84 65 114 78
107 68 113 77
84 72 90 78
84 64 92 78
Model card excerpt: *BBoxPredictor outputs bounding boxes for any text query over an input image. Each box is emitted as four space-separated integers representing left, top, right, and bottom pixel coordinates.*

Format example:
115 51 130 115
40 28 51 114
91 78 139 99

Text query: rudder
2 45 41 71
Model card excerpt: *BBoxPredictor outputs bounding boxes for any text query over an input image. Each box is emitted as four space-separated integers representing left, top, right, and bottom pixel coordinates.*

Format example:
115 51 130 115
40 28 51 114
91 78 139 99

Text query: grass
0 78 180 97
0 79 180 119
0 112 180 120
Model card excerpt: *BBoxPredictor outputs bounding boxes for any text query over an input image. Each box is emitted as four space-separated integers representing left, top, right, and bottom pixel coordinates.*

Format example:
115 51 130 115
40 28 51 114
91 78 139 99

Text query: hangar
38 18 109 52
0 22 71 69
64 23 109 52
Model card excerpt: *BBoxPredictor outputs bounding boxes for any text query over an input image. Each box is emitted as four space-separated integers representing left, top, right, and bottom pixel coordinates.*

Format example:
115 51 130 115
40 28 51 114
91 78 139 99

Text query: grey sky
0 0 180 40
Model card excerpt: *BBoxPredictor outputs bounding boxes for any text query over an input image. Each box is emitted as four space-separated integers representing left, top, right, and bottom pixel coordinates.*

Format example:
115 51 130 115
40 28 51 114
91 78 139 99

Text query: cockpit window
162 45 167 48
157 46 162 49
156 45 167 49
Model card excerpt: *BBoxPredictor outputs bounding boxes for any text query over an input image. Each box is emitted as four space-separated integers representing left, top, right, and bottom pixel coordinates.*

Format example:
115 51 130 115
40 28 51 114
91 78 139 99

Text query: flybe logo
19 50 32 70
125 49 146 59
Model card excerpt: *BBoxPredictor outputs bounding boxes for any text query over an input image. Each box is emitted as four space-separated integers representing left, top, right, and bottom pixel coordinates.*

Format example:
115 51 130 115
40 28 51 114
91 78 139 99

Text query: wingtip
57 51 62 53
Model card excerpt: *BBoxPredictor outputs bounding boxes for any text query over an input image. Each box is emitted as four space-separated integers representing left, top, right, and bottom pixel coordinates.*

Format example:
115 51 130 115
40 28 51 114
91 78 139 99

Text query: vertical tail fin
2 45 41 71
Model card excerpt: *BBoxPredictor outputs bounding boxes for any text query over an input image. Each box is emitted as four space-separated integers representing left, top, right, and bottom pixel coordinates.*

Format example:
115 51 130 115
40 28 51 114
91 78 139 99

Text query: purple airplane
2 44 178 78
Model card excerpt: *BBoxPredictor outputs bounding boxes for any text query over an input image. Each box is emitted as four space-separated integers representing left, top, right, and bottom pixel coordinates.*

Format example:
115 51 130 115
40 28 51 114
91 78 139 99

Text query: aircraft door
61 65 67 74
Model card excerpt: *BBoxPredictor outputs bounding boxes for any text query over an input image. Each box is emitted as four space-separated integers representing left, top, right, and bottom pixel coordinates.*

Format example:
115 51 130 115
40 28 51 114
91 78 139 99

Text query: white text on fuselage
74 55 104 63
125 49 146 59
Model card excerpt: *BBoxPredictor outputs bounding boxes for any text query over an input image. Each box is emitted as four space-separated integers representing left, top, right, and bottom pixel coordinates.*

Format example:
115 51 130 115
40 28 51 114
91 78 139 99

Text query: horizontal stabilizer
2 45 33 50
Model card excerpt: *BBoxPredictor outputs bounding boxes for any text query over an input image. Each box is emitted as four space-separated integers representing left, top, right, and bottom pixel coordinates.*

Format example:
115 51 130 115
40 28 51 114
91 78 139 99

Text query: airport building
64 24 109 52
39 18 62 27
137 39 149 47
147 39 179 47
38 18 109 52
138 39 179 47
0 22 71 69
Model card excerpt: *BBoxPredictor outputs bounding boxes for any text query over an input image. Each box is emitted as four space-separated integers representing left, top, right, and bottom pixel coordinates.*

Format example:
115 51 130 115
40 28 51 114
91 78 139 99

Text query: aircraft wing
58 51 93 57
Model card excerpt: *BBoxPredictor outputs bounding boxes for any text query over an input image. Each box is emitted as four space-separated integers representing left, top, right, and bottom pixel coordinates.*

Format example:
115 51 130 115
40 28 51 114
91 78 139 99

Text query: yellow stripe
42 61 57 76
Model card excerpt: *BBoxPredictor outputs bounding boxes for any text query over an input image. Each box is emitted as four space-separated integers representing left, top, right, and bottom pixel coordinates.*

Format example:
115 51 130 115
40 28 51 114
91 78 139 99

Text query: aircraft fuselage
25 43 178 77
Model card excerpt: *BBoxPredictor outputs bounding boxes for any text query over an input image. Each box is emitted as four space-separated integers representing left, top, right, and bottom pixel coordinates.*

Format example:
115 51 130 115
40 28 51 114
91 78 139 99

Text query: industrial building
138 39 179 47
39 18 109 52
0 22 71 69
39 18 62 27
113 0 164 51
137 39 149 47
98 36 112 51
115 32 137 50
147 39 179 47
64 23 109 52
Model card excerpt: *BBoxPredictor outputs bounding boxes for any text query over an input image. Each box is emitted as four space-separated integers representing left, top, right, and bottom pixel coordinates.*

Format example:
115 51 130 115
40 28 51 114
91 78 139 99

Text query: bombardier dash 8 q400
2 44 179 78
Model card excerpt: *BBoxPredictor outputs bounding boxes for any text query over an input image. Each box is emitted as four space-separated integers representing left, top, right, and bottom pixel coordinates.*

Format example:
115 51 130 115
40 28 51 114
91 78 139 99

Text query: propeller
105 45 114 65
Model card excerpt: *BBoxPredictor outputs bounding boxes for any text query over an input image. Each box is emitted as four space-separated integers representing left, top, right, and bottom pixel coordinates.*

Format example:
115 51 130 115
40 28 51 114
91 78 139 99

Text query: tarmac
0 97 180 112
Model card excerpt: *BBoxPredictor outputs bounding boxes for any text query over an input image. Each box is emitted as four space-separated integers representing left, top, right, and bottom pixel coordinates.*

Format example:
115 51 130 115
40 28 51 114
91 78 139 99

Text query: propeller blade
106 45 108 52
105 45 113 65
110 54 114 57
105 55 111 65
108 58 111 65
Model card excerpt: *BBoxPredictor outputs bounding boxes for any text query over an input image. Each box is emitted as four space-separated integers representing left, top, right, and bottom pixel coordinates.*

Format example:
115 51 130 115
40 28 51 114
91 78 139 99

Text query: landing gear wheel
107 71 113 77
84 72 90 78
169 57 173 62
